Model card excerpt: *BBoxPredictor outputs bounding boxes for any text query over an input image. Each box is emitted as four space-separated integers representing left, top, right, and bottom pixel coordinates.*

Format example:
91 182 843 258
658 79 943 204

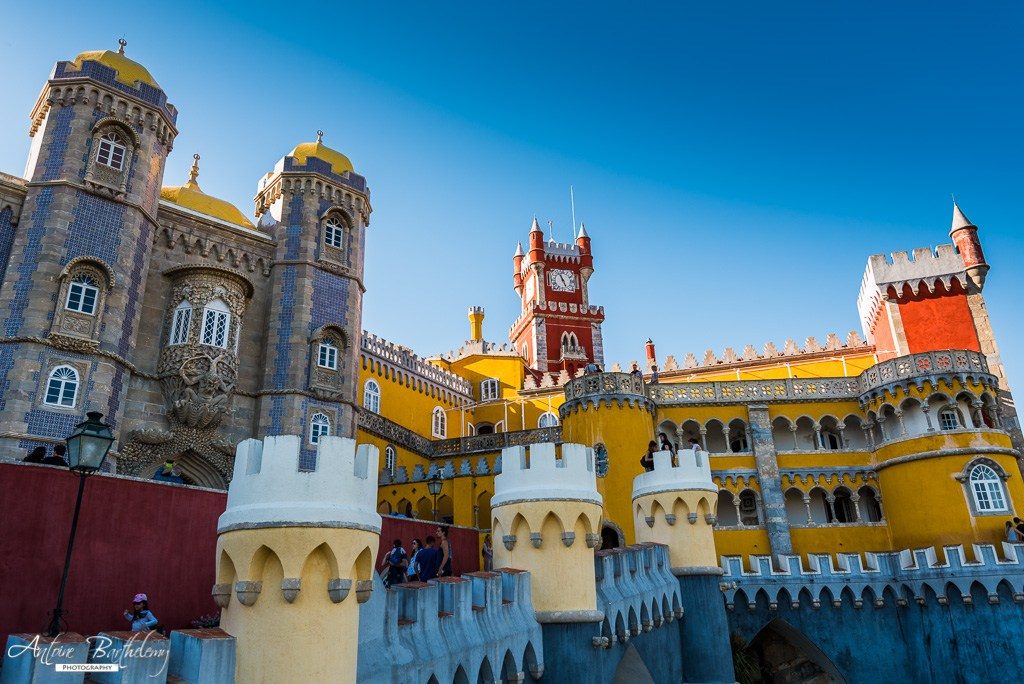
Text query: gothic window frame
168 301 193 346
43 365 81 409
956 458 1012 517
432 406 447 438
84 119 139 196
938 406 961 431
480 378 500 402
309 325 346 398
319 210 353 267
200 299 232 349
309 411 332 445
318 340 338 370
65 274 100 315
384 445 397 476
96 131 128 171
364 379 381 414
538 411 559 428
50 259 113 344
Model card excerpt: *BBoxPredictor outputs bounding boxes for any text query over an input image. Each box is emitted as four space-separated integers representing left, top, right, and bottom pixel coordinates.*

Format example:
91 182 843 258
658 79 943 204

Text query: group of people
380 529 496 587
1005 518 1024 542
22 444 68 467
640 433 703 472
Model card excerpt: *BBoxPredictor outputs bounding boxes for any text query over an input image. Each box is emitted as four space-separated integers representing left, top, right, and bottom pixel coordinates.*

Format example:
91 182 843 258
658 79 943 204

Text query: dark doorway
601 524 622 550
737 619 846 683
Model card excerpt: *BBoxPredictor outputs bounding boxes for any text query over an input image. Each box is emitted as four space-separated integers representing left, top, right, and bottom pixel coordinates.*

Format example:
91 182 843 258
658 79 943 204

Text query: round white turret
632 448 720 573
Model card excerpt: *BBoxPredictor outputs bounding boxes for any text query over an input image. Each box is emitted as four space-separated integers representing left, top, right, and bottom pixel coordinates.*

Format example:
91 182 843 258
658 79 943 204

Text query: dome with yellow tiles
289 131 354 175
71 40 159 89
160 155 255 228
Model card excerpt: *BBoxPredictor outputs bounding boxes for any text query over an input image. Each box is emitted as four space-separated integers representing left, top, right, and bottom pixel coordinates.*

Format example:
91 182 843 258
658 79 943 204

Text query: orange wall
898 292 979 353
871 305 897 360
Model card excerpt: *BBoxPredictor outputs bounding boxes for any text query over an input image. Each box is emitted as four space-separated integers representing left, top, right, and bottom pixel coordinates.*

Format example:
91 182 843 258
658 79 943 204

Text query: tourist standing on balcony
649 365 660 384
381 539 408 587
658 433 675 454
41 444 69 467
437 526 453 577
630 363 643 379
417 537 441 581
482 534 494 571
1005 521 1020 543
23 446 46 463
406 538 423 582
641 441 657 472
1014 517 1024 540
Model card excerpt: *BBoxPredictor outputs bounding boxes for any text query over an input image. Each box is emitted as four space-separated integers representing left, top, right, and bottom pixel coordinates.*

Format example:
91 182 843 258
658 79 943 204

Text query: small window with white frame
363 379 381 414
538 411 559 428
169 301 192 346
44 366 79 408
480 378 500 401
969 463 1007 512
938 407 960 431
318 340 338 370
309 412 331 445
432 407 446 438
65 274 100 315
200 299 231 348
385 445 397 476
96 131 127 171
324 217 346 250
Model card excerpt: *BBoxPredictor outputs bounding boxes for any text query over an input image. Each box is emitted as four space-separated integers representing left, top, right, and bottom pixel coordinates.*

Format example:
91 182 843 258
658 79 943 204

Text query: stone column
747 404 793 557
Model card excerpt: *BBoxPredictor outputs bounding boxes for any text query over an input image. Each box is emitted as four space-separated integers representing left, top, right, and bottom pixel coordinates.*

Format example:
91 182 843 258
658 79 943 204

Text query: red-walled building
509 219 605 375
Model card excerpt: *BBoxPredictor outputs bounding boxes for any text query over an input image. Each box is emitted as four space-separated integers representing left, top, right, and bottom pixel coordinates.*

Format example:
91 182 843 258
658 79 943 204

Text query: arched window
938 407 961 431
969 464 1007 512
432 407 446 438
538 412 559 428
385 445 397 476
363 379 380 414
44 366 79 408
480 378 499 401
309 412 331 445
318 340 338 370
738 490 760 526
169 301 192 345
200 299 231 348
96 131 127 171
324 217 346 250
65 274 100 315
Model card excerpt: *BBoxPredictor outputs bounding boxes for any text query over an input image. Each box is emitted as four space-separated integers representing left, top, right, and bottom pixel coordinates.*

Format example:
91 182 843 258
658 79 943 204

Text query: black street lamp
427 473 443 522
46 411 114 637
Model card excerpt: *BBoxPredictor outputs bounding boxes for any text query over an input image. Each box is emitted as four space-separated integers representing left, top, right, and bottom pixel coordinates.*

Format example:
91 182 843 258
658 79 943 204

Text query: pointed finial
118 38 127 54
316 130 324 144
951 198 974 231
187 153 200 185
531 216 541 232
514 241 524 257
577 222 589 239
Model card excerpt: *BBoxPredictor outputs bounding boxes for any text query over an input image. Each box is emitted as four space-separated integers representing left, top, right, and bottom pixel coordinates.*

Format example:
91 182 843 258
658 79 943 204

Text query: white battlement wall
491 443 601 507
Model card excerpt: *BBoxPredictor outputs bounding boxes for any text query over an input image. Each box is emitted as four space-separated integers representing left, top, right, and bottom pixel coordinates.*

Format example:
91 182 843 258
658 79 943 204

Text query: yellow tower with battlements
491 442 604 622
632 447 719 572
213 436 380 683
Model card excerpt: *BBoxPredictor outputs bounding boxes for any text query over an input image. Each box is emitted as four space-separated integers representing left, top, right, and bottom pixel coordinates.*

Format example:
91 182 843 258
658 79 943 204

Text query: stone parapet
591 544 682 648
491 443 600 507
722 543 1024 610
357 571 544 682
632 448 714 499
217 435 380 533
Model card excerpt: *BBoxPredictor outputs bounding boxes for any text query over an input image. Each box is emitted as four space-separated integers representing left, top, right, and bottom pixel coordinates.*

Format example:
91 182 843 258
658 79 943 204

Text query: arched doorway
601 522 623 550
741 619 846 683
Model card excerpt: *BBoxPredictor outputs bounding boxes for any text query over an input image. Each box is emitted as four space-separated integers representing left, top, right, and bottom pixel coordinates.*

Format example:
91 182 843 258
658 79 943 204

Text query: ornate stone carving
160 349 237 429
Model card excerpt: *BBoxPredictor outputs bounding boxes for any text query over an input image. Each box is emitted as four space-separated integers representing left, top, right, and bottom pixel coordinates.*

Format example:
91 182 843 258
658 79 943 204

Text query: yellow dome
160 155 254 229
71 41 159 89
289 131 354 176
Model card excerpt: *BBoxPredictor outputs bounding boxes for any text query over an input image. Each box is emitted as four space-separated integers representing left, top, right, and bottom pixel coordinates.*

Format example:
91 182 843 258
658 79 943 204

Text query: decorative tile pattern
63 193 124 266
51 60 176 122
271 266 297 389
310 270 349 332
4 188 52 336
42 106 75 181
0 207 14 289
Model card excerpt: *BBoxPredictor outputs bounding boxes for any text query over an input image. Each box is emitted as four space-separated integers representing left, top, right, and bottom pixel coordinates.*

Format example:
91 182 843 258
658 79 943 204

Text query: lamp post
427 473 443 522
46 411 114 637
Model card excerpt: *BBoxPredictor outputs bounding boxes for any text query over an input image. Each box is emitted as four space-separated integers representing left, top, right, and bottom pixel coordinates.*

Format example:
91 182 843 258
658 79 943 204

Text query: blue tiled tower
254 133 371 469
0 41 176 456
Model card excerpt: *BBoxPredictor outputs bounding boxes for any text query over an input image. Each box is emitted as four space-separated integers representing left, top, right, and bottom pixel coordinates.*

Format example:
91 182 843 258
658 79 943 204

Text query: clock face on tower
548 269 578 292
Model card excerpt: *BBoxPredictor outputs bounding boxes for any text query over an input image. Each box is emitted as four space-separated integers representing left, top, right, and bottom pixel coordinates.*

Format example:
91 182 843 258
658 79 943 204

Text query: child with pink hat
123 593 159 632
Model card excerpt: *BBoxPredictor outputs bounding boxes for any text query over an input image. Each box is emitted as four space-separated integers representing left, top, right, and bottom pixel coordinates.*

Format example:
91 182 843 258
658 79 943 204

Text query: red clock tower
509 218 605 374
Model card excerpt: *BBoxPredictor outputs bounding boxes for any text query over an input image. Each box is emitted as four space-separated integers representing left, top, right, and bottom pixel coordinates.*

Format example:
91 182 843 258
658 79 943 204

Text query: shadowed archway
741 619 846 683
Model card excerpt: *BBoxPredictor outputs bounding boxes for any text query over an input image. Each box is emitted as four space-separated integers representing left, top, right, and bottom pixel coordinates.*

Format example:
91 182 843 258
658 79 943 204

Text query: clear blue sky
2 3 1021 389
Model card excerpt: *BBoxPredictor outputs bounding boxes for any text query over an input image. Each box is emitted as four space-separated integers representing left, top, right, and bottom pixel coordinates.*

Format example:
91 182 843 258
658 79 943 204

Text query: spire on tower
577 223 589 239
187 153 201 187
952 201 974 231
514 241 524 257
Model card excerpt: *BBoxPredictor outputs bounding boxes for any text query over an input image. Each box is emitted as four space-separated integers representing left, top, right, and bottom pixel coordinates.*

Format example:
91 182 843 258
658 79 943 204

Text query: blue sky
1 3 1021 388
